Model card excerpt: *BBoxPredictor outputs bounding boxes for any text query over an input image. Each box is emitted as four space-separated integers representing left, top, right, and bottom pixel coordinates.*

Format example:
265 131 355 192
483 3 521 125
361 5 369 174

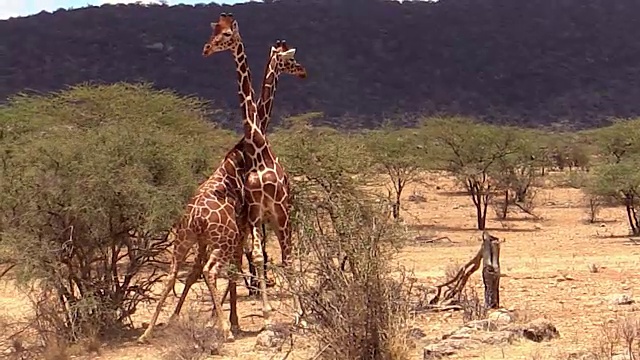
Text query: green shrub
0 83 235 341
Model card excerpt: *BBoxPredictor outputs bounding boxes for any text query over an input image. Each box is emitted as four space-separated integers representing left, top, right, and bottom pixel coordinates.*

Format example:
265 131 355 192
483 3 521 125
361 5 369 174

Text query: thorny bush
278 120 413 360
0 84 235 343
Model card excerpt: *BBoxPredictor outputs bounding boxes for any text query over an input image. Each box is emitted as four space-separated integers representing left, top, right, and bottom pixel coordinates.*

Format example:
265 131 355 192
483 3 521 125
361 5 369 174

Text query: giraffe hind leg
273 217 307 328
251 225 273 328
248 223 274 294
261 223 276 288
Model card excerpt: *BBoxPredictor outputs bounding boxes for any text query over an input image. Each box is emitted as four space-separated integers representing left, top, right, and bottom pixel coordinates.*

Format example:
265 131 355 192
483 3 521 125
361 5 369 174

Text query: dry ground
2 171 640 359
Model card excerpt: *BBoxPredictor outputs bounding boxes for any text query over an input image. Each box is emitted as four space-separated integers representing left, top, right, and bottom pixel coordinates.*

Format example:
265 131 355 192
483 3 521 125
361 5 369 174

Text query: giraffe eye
222 31 232 37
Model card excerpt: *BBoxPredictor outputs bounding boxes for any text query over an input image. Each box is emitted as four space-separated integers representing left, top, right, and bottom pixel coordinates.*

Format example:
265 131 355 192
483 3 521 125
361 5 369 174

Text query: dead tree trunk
427 231 503 311
481 231 501 309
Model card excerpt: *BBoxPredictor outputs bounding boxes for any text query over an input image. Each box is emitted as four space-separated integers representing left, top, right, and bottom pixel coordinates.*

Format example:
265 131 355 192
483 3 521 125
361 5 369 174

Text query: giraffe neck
257 50 280 134
232 41 263 146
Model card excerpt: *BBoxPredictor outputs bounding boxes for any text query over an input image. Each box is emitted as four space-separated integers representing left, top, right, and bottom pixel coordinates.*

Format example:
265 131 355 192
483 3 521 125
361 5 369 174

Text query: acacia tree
426 118 518 230
491 130 548 219
271 114 373 261
589 160 640 234
272 113 372 195
273 116 413 359
586 119 640 234
541 132 592 172
0 83 235 341
364 128 427 219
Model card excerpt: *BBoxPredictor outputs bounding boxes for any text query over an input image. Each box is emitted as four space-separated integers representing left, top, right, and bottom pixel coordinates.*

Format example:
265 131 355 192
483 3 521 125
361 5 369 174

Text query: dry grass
2 171 640 359
160 307 225 360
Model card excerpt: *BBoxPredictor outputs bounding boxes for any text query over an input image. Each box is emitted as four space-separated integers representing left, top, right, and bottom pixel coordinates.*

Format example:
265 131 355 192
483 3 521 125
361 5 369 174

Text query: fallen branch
513 202 541 220
0 263 16 280
414 235 456 245
428 248 482 306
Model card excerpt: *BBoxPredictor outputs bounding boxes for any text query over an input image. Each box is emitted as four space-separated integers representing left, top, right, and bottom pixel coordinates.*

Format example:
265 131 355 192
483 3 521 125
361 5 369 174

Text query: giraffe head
271 40 307 79
202 12 241 57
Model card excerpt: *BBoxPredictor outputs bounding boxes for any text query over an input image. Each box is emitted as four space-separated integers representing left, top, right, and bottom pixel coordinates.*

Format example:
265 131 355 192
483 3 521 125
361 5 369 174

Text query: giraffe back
174 141 248 239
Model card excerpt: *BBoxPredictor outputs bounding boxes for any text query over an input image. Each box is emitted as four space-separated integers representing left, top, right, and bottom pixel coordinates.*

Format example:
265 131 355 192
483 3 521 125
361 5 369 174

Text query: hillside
2 0 640 129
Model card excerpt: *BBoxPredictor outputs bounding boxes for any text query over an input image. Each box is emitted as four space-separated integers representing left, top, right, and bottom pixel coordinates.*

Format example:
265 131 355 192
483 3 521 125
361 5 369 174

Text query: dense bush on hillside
2 0 640 129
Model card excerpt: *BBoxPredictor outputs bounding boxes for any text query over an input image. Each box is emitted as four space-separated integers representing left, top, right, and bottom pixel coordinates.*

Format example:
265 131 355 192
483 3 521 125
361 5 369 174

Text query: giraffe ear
279 48 297 60
210 22 216 30
231 20 239 32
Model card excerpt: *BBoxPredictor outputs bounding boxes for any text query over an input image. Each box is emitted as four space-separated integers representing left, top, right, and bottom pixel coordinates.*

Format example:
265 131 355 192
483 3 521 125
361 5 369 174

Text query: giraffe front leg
169 245 208 323
202 249 235 342
138 237 193 343
251 225 273 328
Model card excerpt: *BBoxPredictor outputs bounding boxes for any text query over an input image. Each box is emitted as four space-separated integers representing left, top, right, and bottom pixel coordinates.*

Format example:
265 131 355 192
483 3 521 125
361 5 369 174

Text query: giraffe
137 138 247 343
202 12 297 328
169 40 307 320
244 39 306 294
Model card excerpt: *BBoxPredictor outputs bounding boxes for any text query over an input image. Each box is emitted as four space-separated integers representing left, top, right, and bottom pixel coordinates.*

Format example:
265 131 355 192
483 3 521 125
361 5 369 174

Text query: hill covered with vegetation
2 0 639 128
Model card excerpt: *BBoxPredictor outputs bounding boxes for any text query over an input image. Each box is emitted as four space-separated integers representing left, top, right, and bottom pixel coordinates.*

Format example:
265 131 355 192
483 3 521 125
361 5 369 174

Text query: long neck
257 52 279 134
232 41 264 145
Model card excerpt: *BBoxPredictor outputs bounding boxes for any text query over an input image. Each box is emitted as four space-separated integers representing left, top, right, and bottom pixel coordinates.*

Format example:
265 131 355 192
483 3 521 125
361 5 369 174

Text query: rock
473 330 518 345
520 318 559 342
464 319 498 331
424 338 479 359
488 309 514 324
255 326 289 349
408 327 427 339
608 294 634 305
424 315 559 359
557 274 574 281
145 42 165 50
611 355 631 360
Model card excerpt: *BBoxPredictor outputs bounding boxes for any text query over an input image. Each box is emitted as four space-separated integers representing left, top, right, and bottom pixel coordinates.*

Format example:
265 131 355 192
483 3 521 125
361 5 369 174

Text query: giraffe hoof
225 332 236 342
265 278 276 288
137 334 150 344
295 317 309 329
231 325 241 335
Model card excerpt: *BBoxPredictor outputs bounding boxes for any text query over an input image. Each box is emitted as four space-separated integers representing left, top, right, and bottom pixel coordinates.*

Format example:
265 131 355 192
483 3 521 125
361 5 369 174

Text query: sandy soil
2 171 639 360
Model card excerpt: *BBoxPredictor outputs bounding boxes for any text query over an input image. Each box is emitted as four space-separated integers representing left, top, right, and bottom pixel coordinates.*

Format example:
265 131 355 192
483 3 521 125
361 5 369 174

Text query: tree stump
426 231 503 312
481 231 501 309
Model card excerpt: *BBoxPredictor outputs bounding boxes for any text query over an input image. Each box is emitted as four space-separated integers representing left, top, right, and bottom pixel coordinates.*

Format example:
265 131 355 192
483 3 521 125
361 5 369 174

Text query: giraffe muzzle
202 44 213 57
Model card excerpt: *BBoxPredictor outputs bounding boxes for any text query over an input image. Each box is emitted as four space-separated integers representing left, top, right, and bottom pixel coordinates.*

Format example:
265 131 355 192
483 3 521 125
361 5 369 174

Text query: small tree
543 132 592 172
0 83 235 343
585 119 640 234
272 113 372 195
364 128 426 219
426 118 517 230
590 119 640 164
588 159 640 235
491 130 547 219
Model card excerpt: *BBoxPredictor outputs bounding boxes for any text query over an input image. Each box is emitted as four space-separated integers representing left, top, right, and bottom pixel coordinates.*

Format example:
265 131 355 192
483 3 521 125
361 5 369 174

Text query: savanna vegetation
1 83 640 359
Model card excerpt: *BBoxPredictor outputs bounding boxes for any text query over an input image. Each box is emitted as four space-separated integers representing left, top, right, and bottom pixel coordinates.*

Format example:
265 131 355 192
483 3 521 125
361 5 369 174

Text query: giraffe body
201 13 305 328
167 41 307 328
137 142 246 343
244 41 305 294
